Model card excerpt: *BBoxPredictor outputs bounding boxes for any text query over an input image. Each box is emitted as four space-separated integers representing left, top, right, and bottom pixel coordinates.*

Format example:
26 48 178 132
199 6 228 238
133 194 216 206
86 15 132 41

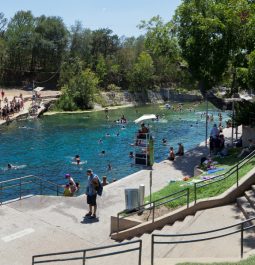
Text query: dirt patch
128 205 172 222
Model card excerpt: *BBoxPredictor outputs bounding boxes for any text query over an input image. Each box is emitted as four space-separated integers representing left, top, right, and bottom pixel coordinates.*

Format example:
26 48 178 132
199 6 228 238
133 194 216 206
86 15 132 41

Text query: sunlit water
0 102 229 197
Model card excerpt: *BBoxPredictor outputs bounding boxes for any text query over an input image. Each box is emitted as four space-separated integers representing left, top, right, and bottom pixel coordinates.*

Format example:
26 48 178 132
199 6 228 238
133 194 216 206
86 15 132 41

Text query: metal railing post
237 164 239 187
152 202 155 223
187 188 190 208
194 183 197 204
40 179 43 195
241 223 244 258
138 240 142 265
19 177 22 200
32 256 35 265
117 213 120 233
57 185 59 196
151 235 154 265
0 183 2 205
83 250 86 265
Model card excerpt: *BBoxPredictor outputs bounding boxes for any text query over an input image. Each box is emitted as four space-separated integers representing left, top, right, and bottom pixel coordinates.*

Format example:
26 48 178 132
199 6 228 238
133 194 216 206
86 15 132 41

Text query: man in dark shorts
85 169 99 218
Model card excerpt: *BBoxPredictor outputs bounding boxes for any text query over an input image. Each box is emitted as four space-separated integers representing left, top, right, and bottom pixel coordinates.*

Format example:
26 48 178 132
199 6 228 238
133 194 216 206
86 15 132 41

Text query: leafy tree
70 68 99 109
96 54 107 86
128 51 154 92
248 50 255 90
69 21 93 65
5 11 36 82
33 15 68 73
91 28 119 62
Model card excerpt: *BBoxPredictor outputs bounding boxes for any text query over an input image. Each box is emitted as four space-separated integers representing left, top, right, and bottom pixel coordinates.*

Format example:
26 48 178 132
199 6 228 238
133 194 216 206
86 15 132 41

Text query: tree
128 51 154 92
69 21 93 65
4 11 36 82
174 0 255 108
70 68 99 109
96 54 107 86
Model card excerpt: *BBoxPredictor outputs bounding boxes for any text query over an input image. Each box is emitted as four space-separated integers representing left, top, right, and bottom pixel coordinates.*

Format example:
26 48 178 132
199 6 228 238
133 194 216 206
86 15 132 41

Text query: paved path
0 126 248 265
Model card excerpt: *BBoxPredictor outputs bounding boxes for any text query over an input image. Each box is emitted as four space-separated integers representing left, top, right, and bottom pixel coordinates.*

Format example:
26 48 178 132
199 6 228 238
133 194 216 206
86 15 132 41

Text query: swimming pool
0 102 229 198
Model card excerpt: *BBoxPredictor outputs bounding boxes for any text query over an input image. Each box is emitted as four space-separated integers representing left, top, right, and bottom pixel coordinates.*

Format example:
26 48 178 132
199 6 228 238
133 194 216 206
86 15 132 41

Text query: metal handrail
32 239 142 265
151 217 255 265
0 175 61 204
194 149 255 203
116 188 189 233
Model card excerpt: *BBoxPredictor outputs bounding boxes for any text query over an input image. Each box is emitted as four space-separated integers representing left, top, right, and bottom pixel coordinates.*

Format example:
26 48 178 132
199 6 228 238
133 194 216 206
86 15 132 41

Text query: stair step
237 196 255 219
245 190 255 208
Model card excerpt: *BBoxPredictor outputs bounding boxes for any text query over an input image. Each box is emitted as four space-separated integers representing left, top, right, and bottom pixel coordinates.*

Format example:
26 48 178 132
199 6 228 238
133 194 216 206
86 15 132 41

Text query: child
168 147 175 161
63 184 72 196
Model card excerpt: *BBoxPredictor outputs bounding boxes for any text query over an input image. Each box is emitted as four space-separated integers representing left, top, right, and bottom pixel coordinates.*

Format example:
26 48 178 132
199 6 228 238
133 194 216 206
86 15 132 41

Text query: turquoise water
0 103 229 197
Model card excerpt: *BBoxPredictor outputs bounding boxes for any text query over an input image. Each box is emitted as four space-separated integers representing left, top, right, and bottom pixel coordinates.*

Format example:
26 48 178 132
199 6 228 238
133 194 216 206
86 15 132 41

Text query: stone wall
101 88 202 106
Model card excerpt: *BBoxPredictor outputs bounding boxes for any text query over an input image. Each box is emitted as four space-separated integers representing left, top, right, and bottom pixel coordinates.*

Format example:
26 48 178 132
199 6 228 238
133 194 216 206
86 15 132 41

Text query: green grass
145 151 255 210
178 255 255 265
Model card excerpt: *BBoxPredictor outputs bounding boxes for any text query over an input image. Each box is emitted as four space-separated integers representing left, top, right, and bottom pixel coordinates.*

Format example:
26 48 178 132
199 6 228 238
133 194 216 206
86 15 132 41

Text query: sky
1 0 182 37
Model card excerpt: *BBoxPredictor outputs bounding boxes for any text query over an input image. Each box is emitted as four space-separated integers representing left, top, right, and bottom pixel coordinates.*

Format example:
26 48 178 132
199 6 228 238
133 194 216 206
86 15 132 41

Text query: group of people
0 91 24 121
168 143 184 161
209 123 225 154
63 174 80 196
63 169 111 219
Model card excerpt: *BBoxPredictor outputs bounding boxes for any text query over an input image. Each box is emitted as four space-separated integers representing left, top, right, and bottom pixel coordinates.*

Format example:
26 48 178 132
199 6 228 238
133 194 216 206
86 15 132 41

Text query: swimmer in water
107 163 112 171
106 133 110 137
7 163 12 169
75 155 80 165
101 150 106 155
98 139 103 144
162 138 167 145
129 151 134 158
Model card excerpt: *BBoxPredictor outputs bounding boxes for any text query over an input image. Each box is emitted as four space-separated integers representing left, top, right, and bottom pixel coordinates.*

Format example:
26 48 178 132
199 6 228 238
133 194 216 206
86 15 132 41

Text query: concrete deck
0 126 250 265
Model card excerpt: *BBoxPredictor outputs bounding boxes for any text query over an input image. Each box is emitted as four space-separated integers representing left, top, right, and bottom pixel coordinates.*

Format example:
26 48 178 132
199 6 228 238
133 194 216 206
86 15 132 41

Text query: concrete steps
237 189 255 221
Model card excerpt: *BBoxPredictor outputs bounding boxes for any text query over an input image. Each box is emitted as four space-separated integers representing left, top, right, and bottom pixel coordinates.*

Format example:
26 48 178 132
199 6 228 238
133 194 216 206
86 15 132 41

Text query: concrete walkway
0 126 249 265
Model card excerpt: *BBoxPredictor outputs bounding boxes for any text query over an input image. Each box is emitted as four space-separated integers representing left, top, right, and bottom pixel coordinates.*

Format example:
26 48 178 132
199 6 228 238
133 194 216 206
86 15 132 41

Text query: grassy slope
146 149 255 209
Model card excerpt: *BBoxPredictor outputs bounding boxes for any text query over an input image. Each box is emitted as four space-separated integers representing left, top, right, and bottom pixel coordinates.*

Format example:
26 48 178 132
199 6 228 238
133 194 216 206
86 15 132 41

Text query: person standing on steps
85 169 99 218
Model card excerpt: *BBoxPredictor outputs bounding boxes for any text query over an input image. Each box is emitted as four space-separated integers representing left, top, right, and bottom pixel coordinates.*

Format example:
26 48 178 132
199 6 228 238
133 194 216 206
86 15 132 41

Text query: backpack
95 176 103 196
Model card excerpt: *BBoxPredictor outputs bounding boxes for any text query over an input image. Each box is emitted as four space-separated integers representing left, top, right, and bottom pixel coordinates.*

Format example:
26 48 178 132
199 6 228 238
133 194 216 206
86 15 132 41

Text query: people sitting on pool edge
65 174 79 196
63 184 72 196
101 176 109 186
168 147 175 161
176 143 184 156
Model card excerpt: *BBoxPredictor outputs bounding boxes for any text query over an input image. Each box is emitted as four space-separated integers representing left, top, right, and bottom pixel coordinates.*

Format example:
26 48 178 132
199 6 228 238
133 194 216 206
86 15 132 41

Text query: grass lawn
178 255 255 265
146 149 255 209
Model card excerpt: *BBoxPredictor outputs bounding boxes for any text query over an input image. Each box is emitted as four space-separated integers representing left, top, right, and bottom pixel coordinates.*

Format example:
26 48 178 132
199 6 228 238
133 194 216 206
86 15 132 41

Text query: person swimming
75 155 80 165
107 163 112 171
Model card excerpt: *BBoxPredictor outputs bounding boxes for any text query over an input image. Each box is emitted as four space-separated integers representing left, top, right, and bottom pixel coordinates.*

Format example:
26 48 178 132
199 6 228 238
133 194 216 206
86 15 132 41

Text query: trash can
125 188 139 211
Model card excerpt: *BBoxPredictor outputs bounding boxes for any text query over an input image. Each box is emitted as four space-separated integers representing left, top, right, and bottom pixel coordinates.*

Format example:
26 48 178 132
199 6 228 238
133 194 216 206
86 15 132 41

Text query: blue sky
1 0 182 37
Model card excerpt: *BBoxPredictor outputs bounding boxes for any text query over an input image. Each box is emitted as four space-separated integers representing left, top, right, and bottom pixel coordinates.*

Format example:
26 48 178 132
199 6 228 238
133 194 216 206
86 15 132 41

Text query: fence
151 217 255 265
116 188 189 233
194 149 255 203
32 240 142 265
0 175 61 204
115 149 255 233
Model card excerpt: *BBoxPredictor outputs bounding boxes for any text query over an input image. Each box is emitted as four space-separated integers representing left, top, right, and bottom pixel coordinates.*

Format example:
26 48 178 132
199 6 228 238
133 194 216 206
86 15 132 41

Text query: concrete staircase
120 205 249 265
237 185 255 223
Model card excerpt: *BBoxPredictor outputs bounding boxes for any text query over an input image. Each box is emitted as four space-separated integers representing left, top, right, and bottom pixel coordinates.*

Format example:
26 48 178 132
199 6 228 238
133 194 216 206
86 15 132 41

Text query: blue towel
207 168 225 174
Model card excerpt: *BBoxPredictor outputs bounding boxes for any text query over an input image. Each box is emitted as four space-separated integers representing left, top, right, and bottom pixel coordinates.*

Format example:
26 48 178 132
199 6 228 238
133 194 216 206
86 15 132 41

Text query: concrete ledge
110 216 141 234
111 168 255 241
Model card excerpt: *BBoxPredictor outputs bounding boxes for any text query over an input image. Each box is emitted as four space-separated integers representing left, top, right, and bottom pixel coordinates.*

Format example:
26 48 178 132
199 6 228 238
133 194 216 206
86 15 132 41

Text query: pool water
0 102 229 195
